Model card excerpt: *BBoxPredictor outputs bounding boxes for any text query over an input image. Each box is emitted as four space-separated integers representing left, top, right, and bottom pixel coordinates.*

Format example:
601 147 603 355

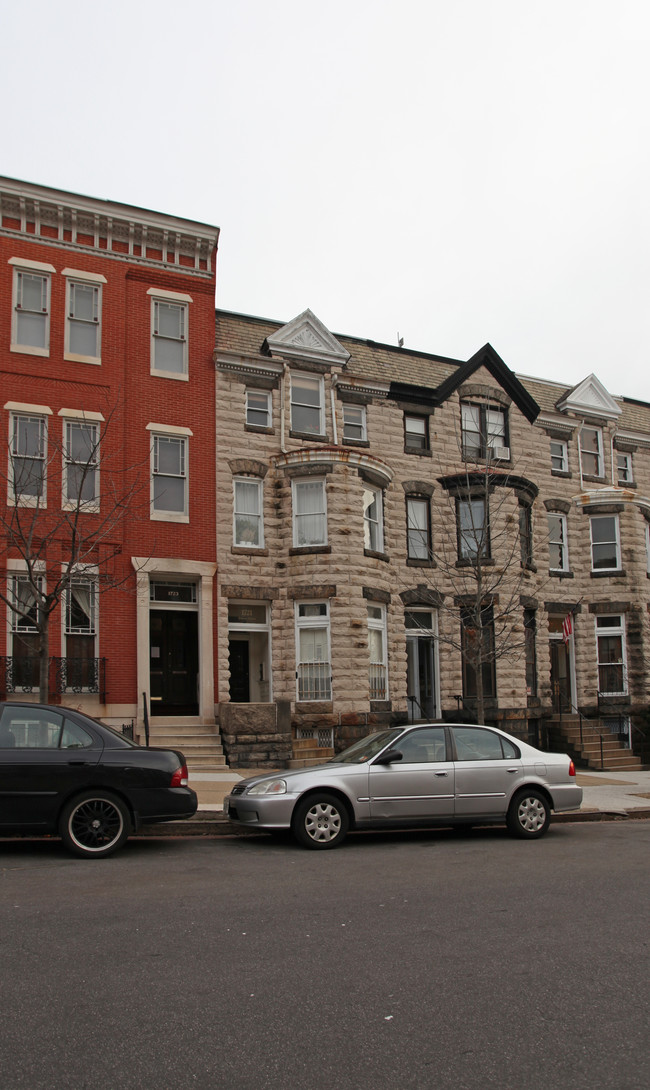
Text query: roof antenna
397 332 404 348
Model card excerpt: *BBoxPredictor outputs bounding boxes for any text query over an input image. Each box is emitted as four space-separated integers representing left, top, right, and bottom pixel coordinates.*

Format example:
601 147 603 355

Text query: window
457 497 489 560
151 298 188 376
296 602 331 701
590 515 620 571
152 433 188 518
233 478 263 547
550 439 568 473
10 575 41 689
396 726 446 762
406 497 431 560
617 452 633 484
547 513 569 571
65 279 101 361
0 706 64 749
12 267 50 354
63 420 99 508
246 389 271 428
367 604 388 699
343 404 367 441
363 486 384 552
452 725 517 761
461 605 496 701
404 414 429 451
524 609 537 697
596 615 627 695
10 414 46 504
64 580 97 691
292 479 327 546
579 426 603 477
519 503 533 567
290 372 324 435
461 403 507 460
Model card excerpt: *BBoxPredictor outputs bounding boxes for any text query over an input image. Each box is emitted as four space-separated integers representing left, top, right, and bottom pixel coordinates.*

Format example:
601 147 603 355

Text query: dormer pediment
265 309 350 367
556 374 621 420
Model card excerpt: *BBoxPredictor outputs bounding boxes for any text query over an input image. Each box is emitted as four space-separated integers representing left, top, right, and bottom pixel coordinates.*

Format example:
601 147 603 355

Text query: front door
406 635 438 720
550 638 572 712
229 639 250 703
149 610 198 715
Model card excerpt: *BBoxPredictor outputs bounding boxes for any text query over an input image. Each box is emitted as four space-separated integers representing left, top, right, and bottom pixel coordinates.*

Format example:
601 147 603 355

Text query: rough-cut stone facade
215 308 650 765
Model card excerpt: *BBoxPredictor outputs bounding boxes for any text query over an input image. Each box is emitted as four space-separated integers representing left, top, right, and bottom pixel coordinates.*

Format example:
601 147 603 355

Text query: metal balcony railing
0 656 107 703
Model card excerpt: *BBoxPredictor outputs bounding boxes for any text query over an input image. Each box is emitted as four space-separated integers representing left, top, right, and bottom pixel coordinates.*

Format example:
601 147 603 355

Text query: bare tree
0 402 147 703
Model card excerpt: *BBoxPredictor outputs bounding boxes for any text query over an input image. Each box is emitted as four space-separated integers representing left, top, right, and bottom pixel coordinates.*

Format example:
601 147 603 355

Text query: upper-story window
233 477 264 548
617 452 633 484
404 414 429 452
590 514 620 571
461 403 508 461
64 272 104 363
246 389 271 428
367 603 388 700
292 478 327 546
290 372 324 435
550 439 568 473
343 404 367 442
519 502 533 567
579 426 604 478
149 289 191 378
149 427 190 521
10 413 47 506
406 496 431 560
457 496 489 561
63 419 99 509
11 263 52 356
363 486 384 553
547 513 569 571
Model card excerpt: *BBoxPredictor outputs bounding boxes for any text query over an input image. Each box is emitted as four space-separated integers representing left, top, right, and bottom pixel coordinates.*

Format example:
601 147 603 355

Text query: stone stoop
548 715 643 772
148 718 228 771
288 735 335 769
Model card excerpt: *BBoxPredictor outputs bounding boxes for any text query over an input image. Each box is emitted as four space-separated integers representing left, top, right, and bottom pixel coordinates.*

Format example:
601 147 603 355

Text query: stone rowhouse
215 307 650 765
0 176 219 736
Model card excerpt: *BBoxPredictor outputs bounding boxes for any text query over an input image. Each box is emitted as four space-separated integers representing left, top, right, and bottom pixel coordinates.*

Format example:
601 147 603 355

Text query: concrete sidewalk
145 767 650 837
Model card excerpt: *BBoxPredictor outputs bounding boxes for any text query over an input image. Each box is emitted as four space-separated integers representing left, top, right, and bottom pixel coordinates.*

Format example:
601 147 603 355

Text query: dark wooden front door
150 610 198 715
229 639 250 703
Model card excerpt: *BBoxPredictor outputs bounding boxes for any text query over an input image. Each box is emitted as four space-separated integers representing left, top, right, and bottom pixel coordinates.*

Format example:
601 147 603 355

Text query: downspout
331 374 338 446
280 363 289 453
610 429 617 484
577 421 584 490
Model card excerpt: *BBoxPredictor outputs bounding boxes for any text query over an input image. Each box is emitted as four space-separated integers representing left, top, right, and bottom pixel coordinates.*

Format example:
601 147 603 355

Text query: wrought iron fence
0 656 107 703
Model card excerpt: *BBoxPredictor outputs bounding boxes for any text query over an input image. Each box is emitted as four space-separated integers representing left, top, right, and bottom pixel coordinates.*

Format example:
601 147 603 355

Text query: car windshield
327 729 404 765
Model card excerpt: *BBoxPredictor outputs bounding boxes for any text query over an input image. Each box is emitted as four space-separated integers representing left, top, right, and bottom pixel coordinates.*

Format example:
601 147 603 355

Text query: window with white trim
10 413 47 505
64 579 98 691
151 298 188 376
404 413 429 451
292 478 327 546
246 389 271 428
579 427 604 477
596 614 627 695
550 439 568 473
290 372 324 435
63 420 99 508
406 496 431 560
590 514 620 571
343 403 367 441
457 496 489 560
233 477 264 547
152 434 188 518
461 403 507 460
363 486 384 552
547 513 569 571
295 602 331 701
617 452 633 484
65 279 101 361
10 574 41 689
12 268 50 354
367 603 388 700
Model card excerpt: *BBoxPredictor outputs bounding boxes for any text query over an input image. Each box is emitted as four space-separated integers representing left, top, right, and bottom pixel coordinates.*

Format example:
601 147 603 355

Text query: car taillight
171 763 189 788
568 760 576 777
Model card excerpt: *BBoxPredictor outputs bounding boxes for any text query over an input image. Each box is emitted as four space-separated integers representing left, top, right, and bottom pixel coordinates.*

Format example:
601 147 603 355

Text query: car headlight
247 779 287 796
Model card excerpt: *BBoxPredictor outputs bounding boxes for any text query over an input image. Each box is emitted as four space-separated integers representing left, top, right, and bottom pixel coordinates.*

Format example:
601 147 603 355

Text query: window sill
406 558 436 568
404 446 432 457
65 353 101 366
370 700 392 712
10 344 49 358
455 557 494 568
550 569 574 579
150 368 189 381
150 511 190 523
289 545 331 556
342 437 370 448
232 546 269 555
618 480 637 489
245 424 274 435
551 469 572 478
364 548 389 562
295 701 333 713
590 569 625 578
290 430 328 442
581 474 606 484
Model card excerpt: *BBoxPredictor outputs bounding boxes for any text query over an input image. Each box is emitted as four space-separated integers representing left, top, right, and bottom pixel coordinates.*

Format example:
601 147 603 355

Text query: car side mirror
373 749 403 765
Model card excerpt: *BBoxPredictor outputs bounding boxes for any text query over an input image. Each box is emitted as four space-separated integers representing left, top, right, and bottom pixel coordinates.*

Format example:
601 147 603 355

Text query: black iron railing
0 656 107 703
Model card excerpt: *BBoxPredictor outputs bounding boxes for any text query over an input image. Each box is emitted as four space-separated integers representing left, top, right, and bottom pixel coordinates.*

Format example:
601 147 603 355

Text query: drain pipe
280 363 289 453
331 374 338 445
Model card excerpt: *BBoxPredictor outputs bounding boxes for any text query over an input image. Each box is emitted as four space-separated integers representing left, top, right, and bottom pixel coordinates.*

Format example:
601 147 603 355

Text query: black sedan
0 701 198 858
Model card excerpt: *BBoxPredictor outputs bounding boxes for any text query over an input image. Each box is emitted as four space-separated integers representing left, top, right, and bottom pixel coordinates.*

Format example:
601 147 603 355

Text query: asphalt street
1 822 649 1090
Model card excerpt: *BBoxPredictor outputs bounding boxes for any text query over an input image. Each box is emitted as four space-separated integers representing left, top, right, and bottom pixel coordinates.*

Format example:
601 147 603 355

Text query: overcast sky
3 1 649 399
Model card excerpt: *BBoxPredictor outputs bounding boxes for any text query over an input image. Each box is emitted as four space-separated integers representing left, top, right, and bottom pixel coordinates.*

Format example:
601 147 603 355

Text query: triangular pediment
556 374 621 420
265 309 350 367
434 344 540 424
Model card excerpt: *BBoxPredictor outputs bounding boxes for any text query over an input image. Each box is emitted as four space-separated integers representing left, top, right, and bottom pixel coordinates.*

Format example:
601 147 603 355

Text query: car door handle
434 771 449 777
507 768 520 774
67 760 88 766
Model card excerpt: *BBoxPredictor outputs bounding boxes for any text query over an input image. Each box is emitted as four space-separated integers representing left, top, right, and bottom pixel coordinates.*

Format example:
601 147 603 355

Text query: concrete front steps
148 718 228 771
548 715 643 772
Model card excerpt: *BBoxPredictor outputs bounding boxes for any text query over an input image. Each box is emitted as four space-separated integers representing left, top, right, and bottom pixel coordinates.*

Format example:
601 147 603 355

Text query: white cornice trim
274 446 393 485
8 256 56 272
573 486 650 513
146 422 193 436
147 287 193 302
58 408 105 421
215 353 283 379
5 401 52 414
61 267 107 283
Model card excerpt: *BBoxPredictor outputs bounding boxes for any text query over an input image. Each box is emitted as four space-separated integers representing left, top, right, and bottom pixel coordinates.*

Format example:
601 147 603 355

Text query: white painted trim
146 422 193 436
62 268 107 283
147 287 193 303
5 401 52 414
8 256 56 272
58 408 105 421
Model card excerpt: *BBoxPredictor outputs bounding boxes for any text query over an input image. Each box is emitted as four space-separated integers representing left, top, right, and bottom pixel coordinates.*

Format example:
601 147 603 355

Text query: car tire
59 791 131 859
292 793 350 850
506 789 551 839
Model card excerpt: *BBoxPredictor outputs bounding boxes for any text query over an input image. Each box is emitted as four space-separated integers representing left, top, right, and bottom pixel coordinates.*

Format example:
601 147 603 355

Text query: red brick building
0 177 220 741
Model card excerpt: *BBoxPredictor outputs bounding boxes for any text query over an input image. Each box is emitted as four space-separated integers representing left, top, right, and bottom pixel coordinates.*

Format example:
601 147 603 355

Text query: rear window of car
452 726 520 761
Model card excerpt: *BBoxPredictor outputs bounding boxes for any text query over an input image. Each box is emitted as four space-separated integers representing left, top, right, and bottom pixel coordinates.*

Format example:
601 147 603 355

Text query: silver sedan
223 723 582 849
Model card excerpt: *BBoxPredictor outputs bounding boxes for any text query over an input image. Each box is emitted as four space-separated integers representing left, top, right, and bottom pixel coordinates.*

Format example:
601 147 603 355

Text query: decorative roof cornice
0 176 219 279
334 377 390 399
214 352 283 380
573 487 650 515
434 343 540 424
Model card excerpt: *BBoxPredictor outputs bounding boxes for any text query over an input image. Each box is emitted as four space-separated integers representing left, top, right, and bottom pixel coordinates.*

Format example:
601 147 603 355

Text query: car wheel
292 793 350 850
506 789 551 839
59 791 131 858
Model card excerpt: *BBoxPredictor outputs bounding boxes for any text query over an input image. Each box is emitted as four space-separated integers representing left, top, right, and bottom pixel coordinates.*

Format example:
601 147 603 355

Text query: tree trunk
38 619 50 704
